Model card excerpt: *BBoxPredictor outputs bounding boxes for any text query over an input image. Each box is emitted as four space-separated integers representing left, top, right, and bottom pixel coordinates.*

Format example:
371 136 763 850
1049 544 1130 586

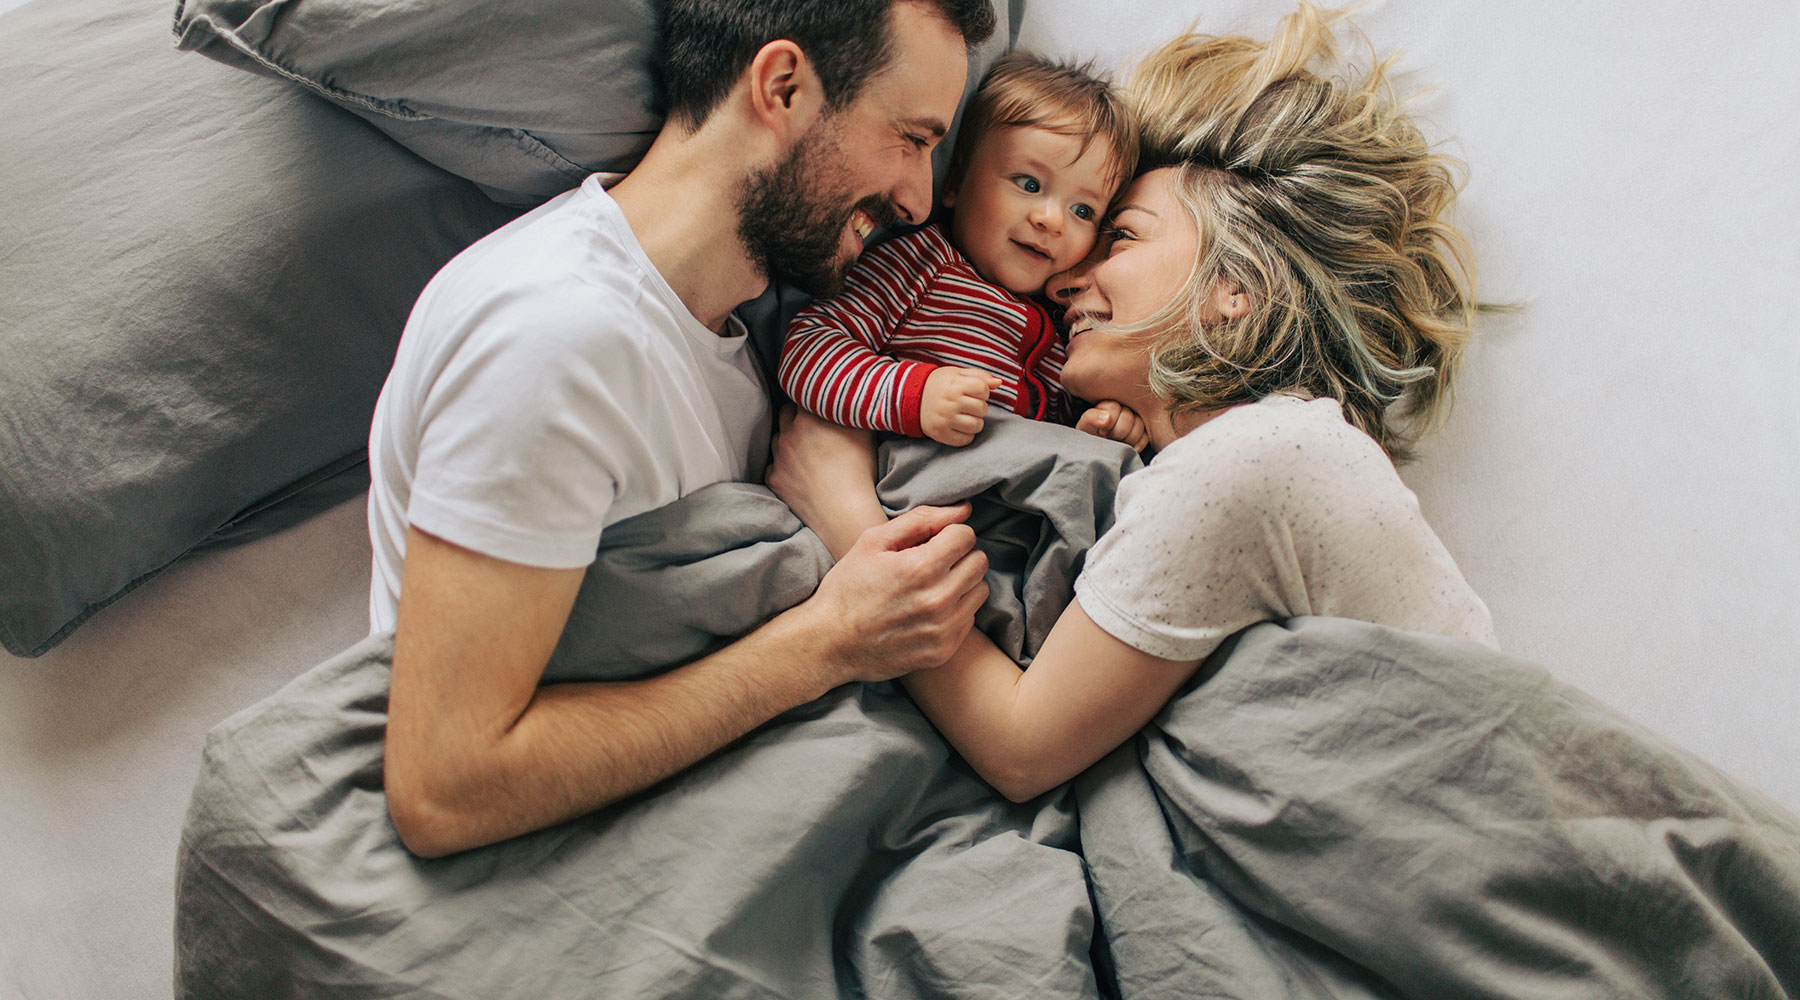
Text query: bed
2 0 1797 996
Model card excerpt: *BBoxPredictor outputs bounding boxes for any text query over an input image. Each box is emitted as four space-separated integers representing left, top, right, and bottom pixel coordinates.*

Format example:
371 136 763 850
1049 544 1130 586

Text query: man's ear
746 39 823 140
1212 279 1251 321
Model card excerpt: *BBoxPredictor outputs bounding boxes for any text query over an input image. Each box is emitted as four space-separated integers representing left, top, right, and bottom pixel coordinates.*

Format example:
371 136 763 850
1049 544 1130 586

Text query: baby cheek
1055 229 1100 274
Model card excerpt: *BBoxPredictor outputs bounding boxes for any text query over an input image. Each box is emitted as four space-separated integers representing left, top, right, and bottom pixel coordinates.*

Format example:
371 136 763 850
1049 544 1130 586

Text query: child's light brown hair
945 51 1139 200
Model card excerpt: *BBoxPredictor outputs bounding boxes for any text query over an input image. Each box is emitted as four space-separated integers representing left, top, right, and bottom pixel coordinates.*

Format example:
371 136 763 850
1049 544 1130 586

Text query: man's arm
384 506 987 859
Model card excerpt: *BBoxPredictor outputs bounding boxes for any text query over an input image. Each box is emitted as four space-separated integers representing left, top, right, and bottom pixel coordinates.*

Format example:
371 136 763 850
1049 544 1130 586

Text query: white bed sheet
3 1 1797 998
1019 0 1800 805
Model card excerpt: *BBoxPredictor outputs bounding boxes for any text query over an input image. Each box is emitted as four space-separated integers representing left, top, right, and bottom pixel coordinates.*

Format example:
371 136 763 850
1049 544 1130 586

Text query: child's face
945 126 1119 297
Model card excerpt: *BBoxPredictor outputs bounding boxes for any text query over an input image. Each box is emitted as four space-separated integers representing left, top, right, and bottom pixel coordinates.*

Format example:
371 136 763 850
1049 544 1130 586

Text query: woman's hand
1075 400 1151 452
766 406 888 560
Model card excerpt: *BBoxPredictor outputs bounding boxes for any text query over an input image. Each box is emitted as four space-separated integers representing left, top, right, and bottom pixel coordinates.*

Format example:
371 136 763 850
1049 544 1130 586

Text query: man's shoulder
418 216 662 357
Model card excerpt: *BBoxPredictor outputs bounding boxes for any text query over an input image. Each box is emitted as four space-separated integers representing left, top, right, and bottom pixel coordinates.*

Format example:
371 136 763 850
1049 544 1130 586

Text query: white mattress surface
1019 0 1800 808
4 2 1797 998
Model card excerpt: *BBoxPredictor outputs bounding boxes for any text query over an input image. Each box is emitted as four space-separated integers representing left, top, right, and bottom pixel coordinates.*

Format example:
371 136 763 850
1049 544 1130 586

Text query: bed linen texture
174 415 1800 997
175 414 1135 998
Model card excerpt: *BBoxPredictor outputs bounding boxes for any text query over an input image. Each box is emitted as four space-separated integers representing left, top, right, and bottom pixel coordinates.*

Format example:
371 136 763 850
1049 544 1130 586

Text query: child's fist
921 367 1004 446
1076 400 1150 452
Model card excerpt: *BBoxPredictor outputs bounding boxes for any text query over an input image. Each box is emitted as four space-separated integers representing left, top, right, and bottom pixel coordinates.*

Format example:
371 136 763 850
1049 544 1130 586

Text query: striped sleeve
778 230 949 437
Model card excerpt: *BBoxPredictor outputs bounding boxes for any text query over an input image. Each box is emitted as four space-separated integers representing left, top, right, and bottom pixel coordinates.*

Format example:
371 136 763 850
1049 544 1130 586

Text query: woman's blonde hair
1123 4 1478 460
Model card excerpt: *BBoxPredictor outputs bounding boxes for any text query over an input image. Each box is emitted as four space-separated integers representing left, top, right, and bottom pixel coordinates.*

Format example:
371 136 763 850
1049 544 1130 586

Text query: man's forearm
386 506 986 858
391 602 841 857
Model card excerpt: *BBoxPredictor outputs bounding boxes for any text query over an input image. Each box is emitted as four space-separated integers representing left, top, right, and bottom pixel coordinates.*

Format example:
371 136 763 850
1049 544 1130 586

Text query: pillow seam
170 12 592 180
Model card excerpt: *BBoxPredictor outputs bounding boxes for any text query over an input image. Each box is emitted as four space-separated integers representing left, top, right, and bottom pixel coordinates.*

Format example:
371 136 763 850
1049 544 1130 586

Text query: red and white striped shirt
778 224 1070 438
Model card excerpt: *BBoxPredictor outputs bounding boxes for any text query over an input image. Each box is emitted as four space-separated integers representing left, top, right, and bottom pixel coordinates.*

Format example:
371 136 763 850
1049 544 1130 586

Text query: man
365 0 999 858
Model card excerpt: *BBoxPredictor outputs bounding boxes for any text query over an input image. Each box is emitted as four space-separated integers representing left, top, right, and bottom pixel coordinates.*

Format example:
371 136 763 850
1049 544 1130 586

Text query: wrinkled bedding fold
176 412 1800 998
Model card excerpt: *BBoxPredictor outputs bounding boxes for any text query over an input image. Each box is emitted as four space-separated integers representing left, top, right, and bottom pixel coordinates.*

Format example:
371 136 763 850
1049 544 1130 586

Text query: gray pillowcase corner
170 0 663 205
0 0 518 657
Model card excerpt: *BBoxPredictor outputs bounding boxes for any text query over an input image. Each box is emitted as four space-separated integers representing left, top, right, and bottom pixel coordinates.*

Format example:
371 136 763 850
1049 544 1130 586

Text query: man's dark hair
655 0 997 130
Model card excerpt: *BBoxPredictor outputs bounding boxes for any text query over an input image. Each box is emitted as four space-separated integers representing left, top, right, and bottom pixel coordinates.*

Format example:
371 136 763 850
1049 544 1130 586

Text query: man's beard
736 125 898 298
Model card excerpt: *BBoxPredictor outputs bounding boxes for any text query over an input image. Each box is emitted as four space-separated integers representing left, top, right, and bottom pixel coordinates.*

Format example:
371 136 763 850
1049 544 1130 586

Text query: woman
768 3 1497 802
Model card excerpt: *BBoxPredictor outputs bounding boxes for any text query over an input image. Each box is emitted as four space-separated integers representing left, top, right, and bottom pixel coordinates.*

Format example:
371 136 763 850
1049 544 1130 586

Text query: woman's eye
1072 204 1095 222
1014 175 1041 194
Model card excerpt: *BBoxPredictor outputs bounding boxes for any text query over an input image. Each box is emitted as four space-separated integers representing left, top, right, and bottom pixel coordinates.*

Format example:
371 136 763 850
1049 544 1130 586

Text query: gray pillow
170 0 1018 366
0 0 520 656
171 0 1018 207
172 0 663 205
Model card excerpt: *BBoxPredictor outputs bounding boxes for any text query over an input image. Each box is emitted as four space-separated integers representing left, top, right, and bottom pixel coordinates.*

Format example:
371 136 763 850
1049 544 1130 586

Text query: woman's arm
901 602 1197 802
768 407 1201 802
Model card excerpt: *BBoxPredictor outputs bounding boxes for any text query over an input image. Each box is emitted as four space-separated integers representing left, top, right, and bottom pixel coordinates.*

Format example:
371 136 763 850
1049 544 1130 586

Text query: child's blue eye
1073 204 1095 222
1014 175 1041 194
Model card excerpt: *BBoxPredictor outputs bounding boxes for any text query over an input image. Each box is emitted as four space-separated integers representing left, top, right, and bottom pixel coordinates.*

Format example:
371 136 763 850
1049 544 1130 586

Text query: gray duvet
175 413 1800 998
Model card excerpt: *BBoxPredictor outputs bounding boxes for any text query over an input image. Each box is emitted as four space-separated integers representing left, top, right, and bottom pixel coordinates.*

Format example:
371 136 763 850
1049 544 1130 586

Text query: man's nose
894 157 935 226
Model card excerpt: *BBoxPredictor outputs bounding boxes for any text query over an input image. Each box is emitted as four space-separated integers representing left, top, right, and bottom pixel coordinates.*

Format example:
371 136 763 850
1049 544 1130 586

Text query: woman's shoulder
1126 394 1402 529
1161 395 1379 478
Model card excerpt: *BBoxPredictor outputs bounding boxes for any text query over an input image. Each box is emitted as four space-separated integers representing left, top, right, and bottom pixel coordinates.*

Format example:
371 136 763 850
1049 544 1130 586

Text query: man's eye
1072 204 1095 222
1014 175 1041 194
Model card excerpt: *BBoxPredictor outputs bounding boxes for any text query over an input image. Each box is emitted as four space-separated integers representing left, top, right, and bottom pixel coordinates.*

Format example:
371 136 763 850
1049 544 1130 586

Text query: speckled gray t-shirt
1074 394 1497 662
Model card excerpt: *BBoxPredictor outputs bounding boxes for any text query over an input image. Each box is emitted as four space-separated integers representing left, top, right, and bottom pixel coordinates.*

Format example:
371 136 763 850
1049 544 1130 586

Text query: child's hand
1076 400 1150 452
921 367 1004 446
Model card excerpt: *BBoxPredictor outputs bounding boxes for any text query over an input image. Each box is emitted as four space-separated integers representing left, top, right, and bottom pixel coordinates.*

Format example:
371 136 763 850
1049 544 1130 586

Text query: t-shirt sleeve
1073 424 1303 662
1077 397 1500 659
406 297 648 569
1065 402 1353 661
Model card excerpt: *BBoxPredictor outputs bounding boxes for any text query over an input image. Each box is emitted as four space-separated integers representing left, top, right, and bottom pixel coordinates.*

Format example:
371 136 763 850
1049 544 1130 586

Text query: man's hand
767 408 990 678
800 504 990 684
1075 400 1150 452
920 367 1004 446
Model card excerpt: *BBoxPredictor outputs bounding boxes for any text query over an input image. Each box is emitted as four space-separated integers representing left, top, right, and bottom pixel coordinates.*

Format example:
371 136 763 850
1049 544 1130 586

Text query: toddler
779 52 1143 448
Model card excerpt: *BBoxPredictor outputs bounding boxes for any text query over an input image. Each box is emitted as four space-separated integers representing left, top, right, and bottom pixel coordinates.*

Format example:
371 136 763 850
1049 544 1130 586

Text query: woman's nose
1048 261 1091 305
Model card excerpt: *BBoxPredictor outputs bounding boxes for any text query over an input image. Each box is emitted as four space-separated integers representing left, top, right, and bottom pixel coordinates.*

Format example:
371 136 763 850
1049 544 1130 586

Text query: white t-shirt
366 174 771 632
1074 394 1497 662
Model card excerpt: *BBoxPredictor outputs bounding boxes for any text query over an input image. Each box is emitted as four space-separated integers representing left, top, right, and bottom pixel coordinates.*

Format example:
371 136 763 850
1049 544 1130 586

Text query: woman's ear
1212 280 1251 321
